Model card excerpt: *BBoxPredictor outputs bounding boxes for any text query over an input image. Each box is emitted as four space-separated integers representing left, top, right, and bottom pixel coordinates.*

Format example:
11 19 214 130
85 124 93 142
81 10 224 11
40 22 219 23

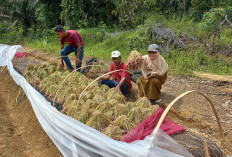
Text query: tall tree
36 0 62 29
60 0 84 29
0 0 38 36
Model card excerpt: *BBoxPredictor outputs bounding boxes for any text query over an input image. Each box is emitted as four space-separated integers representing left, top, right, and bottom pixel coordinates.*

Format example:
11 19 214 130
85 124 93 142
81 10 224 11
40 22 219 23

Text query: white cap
148 44 159 52
111 51 121 58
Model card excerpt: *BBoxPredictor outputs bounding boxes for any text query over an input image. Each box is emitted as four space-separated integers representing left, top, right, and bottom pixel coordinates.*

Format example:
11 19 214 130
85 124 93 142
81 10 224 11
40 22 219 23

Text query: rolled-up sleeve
60 38 64 45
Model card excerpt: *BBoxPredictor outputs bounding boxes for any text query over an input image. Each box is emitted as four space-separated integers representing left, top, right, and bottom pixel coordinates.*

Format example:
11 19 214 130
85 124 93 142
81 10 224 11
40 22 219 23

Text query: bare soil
0 48 231 156
0 68 62 157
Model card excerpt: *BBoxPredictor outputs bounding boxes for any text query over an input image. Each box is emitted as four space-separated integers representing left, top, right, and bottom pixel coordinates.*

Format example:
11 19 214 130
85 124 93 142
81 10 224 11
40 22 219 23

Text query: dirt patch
160 75 232 155
0 68 61 157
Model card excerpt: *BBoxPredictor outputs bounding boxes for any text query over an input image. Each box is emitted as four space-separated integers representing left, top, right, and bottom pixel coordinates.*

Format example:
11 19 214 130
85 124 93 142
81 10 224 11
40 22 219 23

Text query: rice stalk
128 107 144 125
113 115 136 132
76 107 93 123
86 110 111 131
114 104 129 117
135 97 151 108
103 125 125 141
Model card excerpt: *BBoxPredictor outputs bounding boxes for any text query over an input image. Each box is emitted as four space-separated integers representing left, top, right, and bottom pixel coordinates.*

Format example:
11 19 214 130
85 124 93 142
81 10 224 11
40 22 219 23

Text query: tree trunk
212 17 219 51
183 0 186 13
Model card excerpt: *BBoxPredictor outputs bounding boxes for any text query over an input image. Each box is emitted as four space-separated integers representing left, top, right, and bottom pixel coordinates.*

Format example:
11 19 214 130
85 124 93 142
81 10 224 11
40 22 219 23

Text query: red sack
121 106 185 143
14 52 27 58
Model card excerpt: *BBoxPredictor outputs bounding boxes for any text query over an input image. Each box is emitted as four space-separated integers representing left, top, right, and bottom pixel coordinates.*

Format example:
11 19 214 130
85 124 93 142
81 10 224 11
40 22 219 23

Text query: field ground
0 48 231 156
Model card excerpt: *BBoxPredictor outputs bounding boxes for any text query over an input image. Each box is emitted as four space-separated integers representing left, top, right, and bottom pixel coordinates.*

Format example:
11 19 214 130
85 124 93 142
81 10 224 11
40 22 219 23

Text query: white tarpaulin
0 44 193 157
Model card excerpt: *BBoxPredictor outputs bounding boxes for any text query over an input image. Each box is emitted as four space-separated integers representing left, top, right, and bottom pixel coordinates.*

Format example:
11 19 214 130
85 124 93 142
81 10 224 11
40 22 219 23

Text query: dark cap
54 25 64 32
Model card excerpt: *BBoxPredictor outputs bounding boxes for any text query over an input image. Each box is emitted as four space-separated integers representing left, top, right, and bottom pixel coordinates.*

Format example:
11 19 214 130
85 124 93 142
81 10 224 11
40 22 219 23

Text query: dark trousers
60 45 84 71
101 80 129 96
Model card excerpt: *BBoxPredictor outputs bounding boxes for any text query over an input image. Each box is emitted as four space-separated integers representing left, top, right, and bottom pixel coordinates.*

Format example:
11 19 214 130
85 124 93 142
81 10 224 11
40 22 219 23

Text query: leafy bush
198 8 226 38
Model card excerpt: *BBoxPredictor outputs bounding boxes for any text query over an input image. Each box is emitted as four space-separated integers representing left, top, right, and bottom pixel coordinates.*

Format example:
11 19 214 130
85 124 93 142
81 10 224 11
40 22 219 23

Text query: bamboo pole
146 90 225 156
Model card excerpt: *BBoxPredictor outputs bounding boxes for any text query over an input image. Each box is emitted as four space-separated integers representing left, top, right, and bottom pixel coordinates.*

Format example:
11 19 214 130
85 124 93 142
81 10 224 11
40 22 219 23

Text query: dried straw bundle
85 99 98 109
103 125 125 141
86 110 111 131
107 88 125 103
81 91 94 101
76 107 93 123
125 102 135 110
56 90 67 102
93 93 107 104
135 97 151 108
26 64 35 71
66 94 77 103
89 62 100 73
46 84 57 97
50 62 58 67
128 107 144 125
78 75 89 85
113 115 136 132
142 105 159 119
87 80 99 90
100 84 110 92
74 84 85 95
25 71 33 83
49 73 62 82
99 61 109 72
38 80 49 91
142 108 156 121
96 101 115 112
38 70 48 80
66 100 79 116
114 104 129 117
47 65 57 74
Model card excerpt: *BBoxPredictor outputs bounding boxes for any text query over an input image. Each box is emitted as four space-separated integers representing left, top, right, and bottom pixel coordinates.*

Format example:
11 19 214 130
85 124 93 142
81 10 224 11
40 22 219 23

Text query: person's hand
115 85 122 94
76 58 81 66
59 62 64 70
147 73 154 79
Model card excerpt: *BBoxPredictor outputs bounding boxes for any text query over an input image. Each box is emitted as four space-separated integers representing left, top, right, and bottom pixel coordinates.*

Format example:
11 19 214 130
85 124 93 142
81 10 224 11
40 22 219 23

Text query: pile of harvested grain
86 110 111 131
24 63 158 140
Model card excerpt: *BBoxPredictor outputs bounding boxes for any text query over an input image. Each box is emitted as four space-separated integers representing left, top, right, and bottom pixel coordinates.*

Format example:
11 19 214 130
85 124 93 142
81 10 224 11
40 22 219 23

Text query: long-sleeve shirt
141 54 168 77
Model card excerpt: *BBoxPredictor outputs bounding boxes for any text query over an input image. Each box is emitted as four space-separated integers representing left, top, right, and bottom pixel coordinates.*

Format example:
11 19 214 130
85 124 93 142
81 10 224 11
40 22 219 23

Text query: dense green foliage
1 0 232 31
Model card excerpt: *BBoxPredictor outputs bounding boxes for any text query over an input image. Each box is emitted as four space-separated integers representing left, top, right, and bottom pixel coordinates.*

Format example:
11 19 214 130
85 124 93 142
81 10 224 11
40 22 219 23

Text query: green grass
165 49 232 75
22 28 149 61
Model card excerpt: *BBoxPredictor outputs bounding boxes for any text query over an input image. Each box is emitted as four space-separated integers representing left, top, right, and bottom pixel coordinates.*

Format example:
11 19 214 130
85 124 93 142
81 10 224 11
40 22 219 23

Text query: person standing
101 51 132 96
54 25 84 72
137 44 168 103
